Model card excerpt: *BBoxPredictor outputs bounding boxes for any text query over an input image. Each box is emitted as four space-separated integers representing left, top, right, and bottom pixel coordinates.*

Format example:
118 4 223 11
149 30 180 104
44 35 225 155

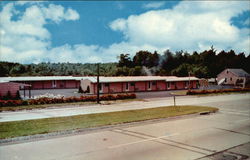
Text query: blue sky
47 1 180 47
0 1 249 64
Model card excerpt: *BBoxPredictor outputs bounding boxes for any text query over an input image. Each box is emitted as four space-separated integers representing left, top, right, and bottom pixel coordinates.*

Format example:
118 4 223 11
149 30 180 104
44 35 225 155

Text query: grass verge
0 105 218 139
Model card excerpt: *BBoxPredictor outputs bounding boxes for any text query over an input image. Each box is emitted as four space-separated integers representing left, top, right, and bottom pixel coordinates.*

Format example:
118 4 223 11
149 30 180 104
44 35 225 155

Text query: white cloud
0 2 80 63
110 1 250 54
65 8 80 20
0 1 249 64
142 2 165 9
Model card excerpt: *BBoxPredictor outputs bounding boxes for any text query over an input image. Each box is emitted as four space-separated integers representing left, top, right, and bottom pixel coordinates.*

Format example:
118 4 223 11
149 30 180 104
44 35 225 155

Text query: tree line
0 62 117 77
116 47 250 78
0 47 249 78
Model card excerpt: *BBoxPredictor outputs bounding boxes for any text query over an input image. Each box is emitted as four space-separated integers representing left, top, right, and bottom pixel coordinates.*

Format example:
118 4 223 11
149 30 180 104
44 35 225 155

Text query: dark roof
228 69 250 77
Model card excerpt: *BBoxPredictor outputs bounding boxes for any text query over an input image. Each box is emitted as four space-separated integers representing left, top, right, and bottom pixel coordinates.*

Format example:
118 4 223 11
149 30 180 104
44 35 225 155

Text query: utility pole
97 63 100 104
188 72 191 92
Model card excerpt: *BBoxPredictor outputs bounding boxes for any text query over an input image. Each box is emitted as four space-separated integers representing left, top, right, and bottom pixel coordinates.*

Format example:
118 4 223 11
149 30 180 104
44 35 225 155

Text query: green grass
0 105 218 139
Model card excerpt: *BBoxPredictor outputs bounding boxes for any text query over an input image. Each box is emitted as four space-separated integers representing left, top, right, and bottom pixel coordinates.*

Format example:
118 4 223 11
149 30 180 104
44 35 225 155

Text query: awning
218 78 225 85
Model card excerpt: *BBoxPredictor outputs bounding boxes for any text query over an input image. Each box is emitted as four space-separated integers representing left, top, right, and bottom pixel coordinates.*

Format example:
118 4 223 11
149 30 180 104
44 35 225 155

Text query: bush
78 86 84 93
0 93 137 107
15 91 21 100
2 91 12 100
187 88 250 95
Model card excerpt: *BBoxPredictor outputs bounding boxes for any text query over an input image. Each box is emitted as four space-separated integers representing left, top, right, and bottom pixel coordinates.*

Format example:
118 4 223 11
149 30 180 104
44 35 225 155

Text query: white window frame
167 82 171 89
185 81 188 89
52 80 56 88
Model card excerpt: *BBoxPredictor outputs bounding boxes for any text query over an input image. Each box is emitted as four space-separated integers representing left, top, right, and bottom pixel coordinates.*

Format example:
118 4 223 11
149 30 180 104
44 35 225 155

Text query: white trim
167 82 171 89
52 80 57 88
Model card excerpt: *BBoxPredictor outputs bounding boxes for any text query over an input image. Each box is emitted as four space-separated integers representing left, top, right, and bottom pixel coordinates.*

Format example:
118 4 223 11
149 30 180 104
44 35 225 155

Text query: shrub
15 91 21 100
2 91 12 100
187 88 250 95
0 93 137 107
78 86 84 93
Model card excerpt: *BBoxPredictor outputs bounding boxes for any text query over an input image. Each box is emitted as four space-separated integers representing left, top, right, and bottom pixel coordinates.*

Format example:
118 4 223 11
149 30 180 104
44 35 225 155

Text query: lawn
0 105 218 139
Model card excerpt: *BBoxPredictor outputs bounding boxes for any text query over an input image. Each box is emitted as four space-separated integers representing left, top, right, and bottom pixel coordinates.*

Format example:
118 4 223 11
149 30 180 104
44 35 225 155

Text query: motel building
0 76 199 97
81 76 199 94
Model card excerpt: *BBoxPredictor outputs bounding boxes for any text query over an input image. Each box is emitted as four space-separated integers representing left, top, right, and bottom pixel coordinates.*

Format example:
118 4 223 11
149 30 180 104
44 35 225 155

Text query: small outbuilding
217 68 250 87
0 81 31 99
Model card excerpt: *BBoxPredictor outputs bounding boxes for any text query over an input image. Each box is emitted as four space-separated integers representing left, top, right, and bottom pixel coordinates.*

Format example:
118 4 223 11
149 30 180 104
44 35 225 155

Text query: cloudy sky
0 1 249 64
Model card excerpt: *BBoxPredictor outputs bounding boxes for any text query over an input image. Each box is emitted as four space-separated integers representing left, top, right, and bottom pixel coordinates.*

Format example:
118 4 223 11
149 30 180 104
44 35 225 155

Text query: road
0 93 249 122
0 93 250 160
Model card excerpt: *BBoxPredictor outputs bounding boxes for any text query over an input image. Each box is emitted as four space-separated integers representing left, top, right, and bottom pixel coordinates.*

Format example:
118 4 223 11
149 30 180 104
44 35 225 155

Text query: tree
117 54 133 68
133 50 158 68
161 50 176 75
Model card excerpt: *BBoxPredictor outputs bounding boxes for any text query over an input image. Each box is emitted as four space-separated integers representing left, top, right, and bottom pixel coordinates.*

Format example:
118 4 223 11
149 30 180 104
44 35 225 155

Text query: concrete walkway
0 93 249 122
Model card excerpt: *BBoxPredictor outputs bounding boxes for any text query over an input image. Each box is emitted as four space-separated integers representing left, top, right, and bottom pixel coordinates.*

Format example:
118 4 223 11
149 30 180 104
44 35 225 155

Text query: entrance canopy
218 78 225 85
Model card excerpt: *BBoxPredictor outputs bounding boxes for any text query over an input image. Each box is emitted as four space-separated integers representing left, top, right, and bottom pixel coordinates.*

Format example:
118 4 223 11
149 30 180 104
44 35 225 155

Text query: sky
0 1 249 64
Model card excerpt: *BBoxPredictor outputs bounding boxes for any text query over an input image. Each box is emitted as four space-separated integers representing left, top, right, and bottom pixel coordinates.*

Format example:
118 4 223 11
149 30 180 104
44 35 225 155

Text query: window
52 80 56 88
167 82 170 88
225 78 227 82
185 81 188 88
99 84 102 91
226 70 229 74
126 82 129 90
230 77 232 81
130 82 135 86
148 82 151 89
152 82 156 85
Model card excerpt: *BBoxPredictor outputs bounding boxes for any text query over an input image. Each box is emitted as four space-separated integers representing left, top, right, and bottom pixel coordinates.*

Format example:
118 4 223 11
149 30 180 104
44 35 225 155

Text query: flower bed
187 88 250 95
0 93 136 107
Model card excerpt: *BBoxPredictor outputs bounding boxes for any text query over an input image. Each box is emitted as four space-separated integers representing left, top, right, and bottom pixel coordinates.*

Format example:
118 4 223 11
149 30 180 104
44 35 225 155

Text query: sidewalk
0 93 249 122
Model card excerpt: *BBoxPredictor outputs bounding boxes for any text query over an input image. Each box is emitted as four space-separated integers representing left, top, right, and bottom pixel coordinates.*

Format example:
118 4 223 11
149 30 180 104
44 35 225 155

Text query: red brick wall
166 81 197 90
89 80 198 94
134 81 147 92
109 82 123 93
13 80 80 89
0 82 20 97
156 81 166 91
31 81 44 89
43 81 52 89
65 80 78 88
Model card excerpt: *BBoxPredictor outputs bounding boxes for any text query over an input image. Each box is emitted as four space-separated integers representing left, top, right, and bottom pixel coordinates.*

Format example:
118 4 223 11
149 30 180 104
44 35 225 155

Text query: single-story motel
1 68 248 98
0 76 199 97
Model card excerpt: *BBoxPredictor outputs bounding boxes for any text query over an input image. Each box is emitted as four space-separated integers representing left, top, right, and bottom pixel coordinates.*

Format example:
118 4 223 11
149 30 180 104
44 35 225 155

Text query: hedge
187 88 250 95
0 93 136 107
